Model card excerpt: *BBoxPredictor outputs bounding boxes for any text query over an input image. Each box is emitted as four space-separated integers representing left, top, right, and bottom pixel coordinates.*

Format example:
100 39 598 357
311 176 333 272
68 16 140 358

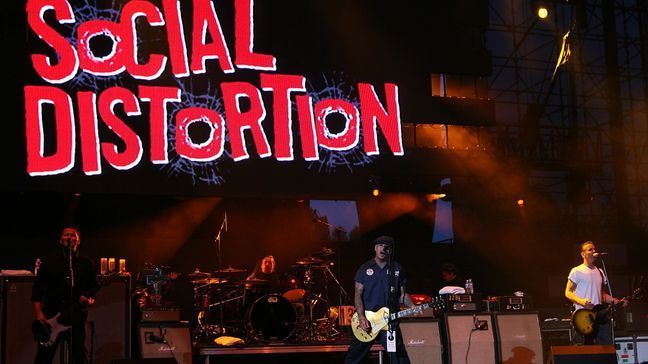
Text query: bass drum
247 294 297 342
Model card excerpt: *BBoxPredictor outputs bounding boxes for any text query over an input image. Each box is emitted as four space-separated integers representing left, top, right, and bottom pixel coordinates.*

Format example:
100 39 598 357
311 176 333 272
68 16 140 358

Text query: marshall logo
408 339 425 346
158 346 176 351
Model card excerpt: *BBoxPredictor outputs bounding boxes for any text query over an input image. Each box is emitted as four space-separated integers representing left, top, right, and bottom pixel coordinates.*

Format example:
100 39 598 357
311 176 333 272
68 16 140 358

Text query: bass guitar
351 297 446 342
572 288 641 336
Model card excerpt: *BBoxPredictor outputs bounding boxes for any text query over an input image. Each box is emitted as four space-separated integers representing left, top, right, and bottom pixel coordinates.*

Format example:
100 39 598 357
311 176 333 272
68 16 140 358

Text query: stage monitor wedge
548 345 616 364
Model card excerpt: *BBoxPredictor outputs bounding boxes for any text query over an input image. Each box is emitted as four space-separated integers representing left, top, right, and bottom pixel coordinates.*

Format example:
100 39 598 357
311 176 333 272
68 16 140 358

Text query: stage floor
196 341 384 363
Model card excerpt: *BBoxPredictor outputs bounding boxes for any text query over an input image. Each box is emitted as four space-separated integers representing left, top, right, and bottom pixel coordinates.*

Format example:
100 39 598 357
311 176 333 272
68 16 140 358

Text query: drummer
245 254 305 318
245 254 280 294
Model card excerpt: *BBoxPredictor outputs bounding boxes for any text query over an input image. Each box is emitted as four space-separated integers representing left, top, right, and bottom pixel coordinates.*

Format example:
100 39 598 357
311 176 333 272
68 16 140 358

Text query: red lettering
27 0 78 83
77 20 125 76
260 73 305 161
24 86 75 175
296 95 318 161
314 99 359 151
122 1 167 80
359 83 403 156
234 0 276 70
175 107 225 161
191 0 234 74
77 91 101 175
221 82 270 161
139 86 181 164
98 87 142 169
162 0 190 77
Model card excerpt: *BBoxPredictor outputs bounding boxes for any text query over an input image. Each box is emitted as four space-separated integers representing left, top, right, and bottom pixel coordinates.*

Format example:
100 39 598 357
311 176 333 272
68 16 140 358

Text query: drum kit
188 247 353 344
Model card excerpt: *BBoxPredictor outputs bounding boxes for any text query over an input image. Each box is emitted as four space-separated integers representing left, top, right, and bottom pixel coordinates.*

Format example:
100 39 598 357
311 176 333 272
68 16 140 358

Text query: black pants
345 328 411 364
34 312 89 364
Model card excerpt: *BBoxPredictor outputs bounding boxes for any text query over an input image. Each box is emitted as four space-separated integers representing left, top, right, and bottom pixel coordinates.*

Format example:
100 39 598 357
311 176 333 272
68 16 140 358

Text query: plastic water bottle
465 278 474 294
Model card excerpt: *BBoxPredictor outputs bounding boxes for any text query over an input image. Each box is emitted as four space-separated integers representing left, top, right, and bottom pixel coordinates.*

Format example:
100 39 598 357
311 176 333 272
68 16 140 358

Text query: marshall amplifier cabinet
141 307 181 322
442 294 482 312
493 296 533 311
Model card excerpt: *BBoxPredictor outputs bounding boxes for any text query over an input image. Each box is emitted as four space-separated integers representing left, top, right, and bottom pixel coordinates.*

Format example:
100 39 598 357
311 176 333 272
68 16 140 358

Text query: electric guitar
32 312 72 347
32 300 90 347
572 288 641 336
351 297 446 342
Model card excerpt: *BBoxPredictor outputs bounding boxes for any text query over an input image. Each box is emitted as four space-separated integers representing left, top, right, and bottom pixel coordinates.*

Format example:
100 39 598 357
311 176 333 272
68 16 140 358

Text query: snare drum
246 294 296 342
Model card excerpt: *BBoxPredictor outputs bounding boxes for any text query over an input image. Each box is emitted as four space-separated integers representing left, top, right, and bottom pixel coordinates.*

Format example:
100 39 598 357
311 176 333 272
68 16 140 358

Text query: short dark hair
373 235 395 247
63 225 81 236
581 240 594 251
440 262 457 274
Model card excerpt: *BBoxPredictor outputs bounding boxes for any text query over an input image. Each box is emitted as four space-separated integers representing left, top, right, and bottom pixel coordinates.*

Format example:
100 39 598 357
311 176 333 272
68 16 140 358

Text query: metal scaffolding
485 0 648 230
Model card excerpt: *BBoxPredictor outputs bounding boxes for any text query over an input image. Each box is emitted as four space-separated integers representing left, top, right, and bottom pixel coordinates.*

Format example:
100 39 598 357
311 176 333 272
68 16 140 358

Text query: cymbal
240 278 268 284
194 278 228 285
214 266 247 274
312 247 335 257
185 272 211 280
295 257 323 265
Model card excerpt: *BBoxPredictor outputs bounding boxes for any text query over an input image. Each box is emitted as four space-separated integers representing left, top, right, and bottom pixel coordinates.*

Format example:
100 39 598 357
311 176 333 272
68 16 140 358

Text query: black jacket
31 247 99 317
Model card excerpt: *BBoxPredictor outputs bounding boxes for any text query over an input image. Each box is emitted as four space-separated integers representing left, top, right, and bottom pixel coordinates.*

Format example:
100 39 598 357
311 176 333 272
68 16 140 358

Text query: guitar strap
597 267 610 294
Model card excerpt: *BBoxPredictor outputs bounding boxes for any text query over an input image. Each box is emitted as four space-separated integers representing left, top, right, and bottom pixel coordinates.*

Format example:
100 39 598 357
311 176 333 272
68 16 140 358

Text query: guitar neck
391 303 430 320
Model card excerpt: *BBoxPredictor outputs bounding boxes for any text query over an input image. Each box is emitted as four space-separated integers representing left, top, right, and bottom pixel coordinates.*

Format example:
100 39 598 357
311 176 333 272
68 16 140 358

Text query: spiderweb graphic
305 72 374 174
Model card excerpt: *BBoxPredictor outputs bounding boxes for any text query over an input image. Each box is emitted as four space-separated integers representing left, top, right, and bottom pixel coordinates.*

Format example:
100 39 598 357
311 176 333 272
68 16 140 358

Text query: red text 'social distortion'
25 0 404 177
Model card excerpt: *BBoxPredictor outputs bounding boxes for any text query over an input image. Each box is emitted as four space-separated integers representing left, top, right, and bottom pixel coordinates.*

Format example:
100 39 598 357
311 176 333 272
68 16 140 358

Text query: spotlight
517 199 525 207
531 0 551 19
368 175 382 197
537 6 549 19
371 187 382 197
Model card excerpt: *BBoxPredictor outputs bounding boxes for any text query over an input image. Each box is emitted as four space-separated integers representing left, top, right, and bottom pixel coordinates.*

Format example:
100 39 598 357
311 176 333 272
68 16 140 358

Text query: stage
196 342 384 364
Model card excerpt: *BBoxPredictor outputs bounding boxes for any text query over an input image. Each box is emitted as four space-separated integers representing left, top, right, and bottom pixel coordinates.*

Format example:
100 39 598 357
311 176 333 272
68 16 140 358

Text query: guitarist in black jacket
32 226 100 363
564 240 627 345
345 236 415 364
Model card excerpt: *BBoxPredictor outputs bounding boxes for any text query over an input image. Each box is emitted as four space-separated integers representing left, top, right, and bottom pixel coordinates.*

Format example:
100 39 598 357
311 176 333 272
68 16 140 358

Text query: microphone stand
214 214 227 335
386 246 397 364
67 244 75 364
598 255 616 343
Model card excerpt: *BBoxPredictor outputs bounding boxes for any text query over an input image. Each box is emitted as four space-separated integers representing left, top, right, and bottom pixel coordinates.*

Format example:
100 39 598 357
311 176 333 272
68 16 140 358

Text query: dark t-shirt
31 247 99 317
354 259 407 312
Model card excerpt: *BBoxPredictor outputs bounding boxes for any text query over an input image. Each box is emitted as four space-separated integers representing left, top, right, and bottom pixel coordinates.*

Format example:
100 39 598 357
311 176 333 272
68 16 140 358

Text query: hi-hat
295 257 323 265
312 247 335 257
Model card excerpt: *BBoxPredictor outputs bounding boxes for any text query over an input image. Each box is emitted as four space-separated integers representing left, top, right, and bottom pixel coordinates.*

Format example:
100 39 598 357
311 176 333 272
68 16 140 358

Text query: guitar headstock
630 288 642 301
428 295 447 310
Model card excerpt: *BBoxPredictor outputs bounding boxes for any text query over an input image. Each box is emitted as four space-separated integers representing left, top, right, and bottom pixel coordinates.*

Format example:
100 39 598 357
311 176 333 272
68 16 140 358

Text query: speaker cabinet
399 319 443 364
442 313 496 364
493 312 543 364
1 275 39 364
138 322 191 364
547 345 616 364
88 274 131 364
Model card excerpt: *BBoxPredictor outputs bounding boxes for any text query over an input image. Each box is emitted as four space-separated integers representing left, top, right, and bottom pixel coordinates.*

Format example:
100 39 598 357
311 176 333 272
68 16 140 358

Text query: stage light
368 175 382 197
517 199 525 207
371 187 381 197
537 6 549 19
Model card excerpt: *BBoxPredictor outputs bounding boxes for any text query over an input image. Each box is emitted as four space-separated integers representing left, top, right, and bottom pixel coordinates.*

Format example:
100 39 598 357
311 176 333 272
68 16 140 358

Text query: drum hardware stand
213 213 228 337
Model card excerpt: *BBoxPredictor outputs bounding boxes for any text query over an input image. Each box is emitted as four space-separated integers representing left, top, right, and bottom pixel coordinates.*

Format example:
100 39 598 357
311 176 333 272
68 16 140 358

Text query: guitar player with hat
344 235 415 364
565 240 627 345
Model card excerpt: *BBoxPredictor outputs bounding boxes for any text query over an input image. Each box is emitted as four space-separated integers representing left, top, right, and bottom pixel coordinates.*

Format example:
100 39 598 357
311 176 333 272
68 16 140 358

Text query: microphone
593 252 608 257
384 246 393 255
